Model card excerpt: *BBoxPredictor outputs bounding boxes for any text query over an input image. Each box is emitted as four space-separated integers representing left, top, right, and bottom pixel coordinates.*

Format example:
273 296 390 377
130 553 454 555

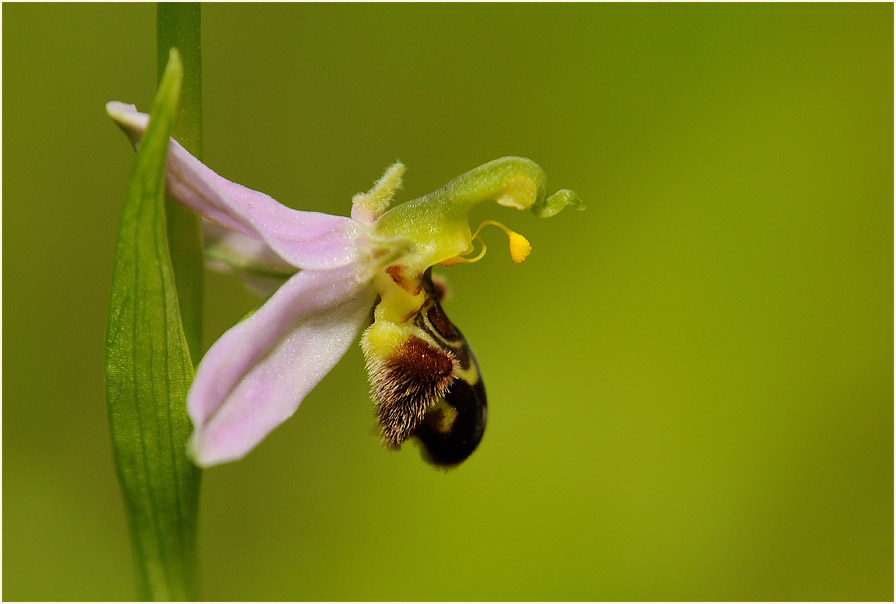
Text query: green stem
157 2 204 366
155 7 203 598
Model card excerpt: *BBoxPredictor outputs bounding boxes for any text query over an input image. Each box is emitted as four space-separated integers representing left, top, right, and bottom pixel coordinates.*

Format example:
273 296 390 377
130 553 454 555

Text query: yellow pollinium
506 230 532 264
439 220 531 267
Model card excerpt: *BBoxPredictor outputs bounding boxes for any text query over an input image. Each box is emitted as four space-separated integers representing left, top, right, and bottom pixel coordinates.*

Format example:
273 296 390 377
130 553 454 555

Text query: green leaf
104 50 201 601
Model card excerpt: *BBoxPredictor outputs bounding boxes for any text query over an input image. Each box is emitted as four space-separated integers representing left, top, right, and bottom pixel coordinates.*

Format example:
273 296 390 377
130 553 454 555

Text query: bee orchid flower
107 101 583 467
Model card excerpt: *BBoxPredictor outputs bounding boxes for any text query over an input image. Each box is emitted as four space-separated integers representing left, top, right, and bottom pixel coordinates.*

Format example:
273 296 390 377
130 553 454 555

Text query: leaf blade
104 50 201 601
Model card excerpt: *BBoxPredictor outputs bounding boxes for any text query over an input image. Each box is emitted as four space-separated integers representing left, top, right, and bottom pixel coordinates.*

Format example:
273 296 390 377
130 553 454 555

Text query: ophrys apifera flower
108 102 583 467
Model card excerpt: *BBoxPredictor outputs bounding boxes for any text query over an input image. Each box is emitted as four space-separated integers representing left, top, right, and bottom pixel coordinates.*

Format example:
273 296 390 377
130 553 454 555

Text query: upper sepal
107 102 364 272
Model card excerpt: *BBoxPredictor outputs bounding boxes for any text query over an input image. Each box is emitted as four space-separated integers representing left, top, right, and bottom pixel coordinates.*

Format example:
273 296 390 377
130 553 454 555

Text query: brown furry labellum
363 271 487 467
371 335 457 448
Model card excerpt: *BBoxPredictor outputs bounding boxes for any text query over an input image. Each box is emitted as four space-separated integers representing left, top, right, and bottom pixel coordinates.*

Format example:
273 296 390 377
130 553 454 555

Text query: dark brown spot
384 264 422 295
385 264 404 286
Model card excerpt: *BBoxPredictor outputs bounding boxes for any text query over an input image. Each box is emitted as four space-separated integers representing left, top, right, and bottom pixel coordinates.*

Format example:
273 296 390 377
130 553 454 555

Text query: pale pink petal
187 265 376 466
107 102 362 270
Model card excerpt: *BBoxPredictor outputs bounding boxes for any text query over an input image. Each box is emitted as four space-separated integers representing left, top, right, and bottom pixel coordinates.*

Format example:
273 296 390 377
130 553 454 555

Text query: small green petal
351 162 406 224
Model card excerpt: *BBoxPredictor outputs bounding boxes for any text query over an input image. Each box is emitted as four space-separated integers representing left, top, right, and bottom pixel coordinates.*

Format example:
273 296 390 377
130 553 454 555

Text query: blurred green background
3 3 892 601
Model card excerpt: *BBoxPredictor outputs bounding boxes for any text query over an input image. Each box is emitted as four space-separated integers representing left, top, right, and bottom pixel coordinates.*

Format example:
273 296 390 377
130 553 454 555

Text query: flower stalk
157 2 203 365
